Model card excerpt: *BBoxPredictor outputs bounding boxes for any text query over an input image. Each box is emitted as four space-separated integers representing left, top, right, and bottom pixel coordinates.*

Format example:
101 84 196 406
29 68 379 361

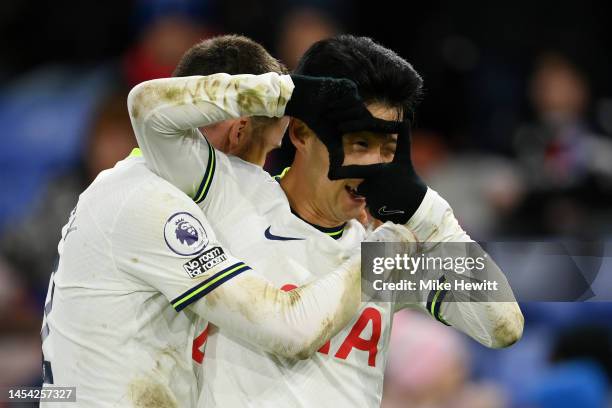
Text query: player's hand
331 119 427 224
365 221 417 243
285 75 383 173
285 75 360 127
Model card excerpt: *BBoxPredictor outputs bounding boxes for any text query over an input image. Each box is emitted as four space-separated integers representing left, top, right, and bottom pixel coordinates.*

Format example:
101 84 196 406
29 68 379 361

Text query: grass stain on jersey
128 378 178 408
162 87 182 103
203 78 221 101
287 289 302 306
490 303 524 348
236 86 267 114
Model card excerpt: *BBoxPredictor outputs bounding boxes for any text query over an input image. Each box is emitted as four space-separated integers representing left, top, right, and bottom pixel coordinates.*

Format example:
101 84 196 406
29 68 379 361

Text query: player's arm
335 119 523 348
392 189 524 349
111 182 360 360
127 72 293 198
128 73 371 200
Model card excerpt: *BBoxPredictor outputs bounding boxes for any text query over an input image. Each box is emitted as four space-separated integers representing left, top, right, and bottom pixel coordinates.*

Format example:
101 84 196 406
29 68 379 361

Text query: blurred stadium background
1 0 611 407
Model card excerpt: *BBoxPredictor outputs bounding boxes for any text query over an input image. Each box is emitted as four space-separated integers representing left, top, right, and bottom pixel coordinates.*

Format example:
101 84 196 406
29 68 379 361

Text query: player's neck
239 146 266 167
280 168 345 229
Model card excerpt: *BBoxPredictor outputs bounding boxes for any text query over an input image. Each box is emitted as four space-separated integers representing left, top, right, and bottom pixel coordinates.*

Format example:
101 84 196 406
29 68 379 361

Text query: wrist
278 75 296 117
403 188 444 242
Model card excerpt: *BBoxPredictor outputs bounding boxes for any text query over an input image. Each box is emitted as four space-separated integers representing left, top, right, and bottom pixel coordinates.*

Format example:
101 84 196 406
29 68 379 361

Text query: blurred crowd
1 0 611 407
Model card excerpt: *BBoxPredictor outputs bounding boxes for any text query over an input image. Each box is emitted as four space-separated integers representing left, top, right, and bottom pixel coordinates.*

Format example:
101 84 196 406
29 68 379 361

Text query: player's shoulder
222 155 285 200
90 156 201 217
226 155 275 183
339 219 366 244
127 162 201 211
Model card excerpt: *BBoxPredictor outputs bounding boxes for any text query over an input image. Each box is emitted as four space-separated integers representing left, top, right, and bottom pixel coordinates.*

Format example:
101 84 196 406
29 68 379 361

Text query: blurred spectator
382 310 507 408
0 1 611 404
265 7 339 172
0 90 135 293
506 53 612 237
551 326 612 381
0 4 218 394
124 14 213 87
276 8 339 70
0 254 43 389
0 2 215 293
0 66 113 233
516 326 610 408
412 130 524 239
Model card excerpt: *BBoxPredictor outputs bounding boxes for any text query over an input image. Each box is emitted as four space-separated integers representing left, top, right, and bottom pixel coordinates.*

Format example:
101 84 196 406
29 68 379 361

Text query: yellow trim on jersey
193 140 216 204
326 228 345 237
430 288 450 326
171 262 250 311
129 148 142 157
278 167 291 179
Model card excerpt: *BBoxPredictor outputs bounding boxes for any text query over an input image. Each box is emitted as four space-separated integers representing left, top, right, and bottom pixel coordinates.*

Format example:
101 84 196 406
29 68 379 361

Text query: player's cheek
346 149 383 166
341 149 360 166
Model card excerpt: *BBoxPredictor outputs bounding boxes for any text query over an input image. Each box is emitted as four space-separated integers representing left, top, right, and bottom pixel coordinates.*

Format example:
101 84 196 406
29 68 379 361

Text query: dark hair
295 35 423 117
173 34 287 77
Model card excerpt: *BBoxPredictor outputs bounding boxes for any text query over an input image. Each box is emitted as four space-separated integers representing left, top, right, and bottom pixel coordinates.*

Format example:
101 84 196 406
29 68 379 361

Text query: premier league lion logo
175 219 199 246
164 212 208 256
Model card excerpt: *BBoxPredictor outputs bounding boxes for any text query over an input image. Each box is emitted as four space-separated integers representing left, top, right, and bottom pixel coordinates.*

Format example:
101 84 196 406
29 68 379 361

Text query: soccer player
39 37 391 407
132 35 524 406
168 35 291 167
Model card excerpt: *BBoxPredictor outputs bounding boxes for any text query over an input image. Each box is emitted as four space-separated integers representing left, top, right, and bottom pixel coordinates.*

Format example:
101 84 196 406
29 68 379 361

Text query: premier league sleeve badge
164 212 209 256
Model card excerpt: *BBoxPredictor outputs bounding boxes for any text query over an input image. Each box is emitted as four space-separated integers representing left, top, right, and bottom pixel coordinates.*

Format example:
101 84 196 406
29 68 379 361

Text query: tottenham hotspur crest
164 212 208 256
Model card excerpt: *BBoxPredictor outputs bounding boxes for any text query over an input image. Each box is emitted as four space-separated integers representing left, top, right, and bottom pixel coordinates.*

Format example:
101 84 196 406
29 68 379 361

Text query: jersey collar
128 147 142 157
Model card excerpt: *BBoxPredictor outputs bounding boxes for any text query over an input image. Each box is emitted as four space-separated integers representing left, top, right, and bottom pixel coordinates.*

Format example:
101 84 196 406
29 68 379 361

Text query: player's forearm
399 188 524 348
428 245 523 348
439 299 523 348
127 73 293 131
190 252 361 359
127 73 294 197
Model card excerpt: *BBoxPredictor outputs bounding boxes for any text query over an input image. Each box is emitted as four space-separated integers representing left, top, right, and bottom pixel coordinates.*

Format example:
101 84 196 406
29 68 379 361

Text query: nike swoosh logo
264 226 305 241
378 206 405 216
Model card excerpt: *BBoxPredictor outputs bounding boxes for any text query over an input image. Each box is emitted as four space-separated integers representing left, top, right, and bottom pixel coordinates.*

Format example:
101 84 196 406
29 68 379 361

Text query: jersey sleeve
111 178 250 310
109 178 364 359
127 73 294 201
395 188 524 348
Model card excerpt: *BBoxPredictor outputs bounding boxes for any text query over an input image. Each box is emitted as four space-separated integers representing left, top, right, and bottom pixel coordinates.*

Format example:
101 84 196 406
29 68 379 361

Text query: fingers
318 77 359 101
391 120 413 165
327 139 346 173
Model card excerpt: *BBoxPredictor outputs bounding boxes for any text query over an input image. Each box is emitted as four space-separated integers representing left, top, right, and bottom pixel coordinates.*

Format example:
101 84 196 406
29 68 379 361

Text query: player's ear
228 118 249 151
288 118 311 153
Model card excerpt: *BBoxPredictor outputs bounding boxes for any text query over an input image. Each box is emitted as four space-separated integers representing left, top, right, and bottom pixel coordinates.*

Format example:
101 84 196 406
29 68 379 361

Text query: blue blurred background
1 0 611 407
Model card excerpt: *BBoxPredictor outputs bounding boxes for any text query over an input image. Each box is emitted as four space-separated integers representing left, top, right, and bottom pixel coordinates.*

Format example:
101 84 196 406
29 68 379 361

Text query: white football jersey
199 152 470 407
199 155 392 407
40 156 248 407
141 143 459 407
130 73 509 407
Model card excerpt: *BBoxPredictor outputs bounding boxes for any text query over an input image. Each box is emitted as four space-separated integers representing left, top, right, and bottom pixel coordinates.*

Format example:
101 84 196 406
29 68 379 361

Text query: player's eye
382 145 396 160
353 140 369 149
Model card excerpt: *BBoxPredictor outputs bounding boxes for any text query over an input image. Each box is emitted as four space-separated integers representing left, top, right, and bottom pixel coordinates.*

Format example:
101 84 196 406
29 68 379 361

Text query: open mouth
345 185 365 201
